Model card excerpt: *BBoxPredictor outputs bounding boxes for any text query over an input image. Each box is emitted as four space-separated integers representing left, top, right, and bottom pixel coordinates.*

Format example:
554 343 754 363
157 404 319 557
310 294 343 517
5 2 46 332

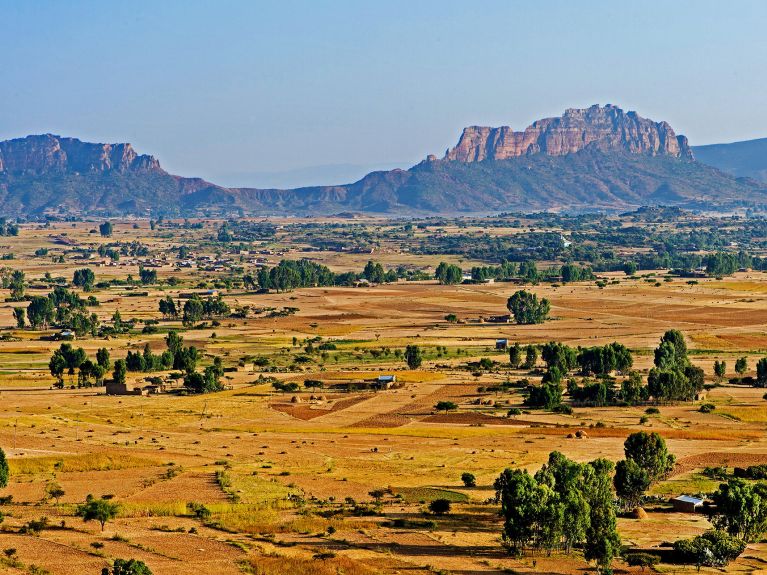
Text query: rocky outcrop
443 104 692 162
0 134 161 175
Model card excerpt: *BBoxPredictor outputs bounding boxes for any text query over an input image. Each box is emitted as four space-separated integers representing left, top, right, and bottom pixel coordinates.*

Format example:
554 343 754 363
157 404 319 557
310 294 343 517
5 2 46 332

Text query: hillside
693 138 767 183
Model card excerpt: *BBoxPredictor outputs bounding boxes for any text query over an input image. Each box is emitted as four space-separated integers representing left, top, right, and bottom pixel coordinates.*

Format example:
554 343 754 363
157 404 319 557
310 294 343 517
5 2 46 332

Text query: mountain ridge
1 105 766 217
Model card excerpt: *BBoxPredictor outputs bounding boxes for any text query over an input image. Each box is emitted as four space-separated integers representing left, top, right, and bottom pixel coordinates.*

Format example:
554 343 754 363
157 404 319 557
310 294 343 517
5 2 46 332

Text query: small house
375 375 397 390
56 330 75 341
105 381 145 396
671 495 704 513
487 315 511 324
495 339 509 350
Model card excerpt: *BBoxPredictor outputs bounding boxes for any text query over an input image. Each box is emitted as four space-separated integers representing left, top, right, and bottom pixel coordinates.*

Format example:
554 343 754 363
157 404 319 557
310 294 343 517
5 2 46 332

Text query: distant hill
693 138 767 183
2 106 766 217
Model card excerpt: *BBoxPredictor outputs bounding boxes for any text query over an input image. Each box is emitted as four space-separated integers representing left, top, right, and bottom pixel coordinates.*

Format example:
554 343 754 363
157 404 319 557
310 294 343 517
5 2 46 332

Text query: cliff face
0 134 161 175
443 104 692 162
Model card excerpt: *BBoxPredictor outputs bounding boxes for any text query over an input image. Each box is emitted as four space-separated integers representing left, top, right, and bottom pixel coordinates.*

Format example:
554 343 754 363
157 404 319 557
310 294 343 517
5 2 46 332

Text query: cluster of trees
435 262 463 285
73 268 96 291
138 266 157 284
519 331 710 409
158 296 178 318
20 286 100 336
506 290 550 325
439 260 593 285
520 341 633 409
125 343 173 373
49 344 110 388
165 331 223 393
256 259 336 291
0 218 19 236
495 451 620 573
181 295 230 326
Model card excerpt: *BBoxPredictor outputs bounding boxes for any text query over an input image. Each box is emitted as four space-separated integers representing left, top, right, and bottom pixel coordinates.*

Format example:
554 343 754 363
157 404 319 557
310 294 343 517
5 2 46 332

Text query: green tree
712 479 767 542
429 498 451 515
103 558 153 575
757 358 767 387
72 268 96 291
45 481 65 505
12 307 24 329
96 348 111 370
582 459 620 575
112 359 127 385
613 459 650 511
620 372 646 405
0 447 8 488
674 530 746 570
714 360 727 380
509 342 522 368
26 296 54 329
623 432 675 483
507 290 550 325
461 472 476 487
9 270 25 301
99 222 113 237
523 345 538 369
76 496 119 530
735 357 748 375
435 262 463 285
403 345 422 369
435 401 457 412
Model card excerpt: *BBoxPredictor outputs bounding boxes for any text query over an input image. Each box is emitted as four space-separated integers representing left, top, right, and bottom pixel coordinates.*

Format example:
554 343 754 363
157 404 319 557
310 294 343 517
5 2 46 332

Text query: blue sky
1 0 765 186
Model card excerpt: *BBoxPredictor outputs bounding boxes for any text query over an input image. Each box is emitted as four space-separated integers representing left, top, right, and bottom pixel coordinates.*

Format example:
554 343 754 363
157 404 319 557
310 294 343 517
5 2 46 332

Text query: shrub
428 499 451 515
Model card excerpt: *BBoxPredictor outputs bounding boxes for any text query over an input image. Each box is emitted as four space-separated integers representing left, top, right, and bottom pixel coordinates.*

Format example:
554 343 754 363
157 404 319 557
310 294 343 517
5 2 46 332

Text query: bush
699 403 716 413
428 499 451 515
460 472 476 488
645 407 660 415
625 553 660 571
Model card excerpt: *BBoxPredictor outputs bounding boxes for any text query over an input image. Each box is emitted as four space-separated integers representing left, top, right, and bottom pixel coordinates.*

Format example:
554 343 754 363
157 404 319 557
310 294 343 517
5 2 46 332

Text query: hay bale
291 395 302 403
566 433 575 439
632 507 648 519
575 430 588 438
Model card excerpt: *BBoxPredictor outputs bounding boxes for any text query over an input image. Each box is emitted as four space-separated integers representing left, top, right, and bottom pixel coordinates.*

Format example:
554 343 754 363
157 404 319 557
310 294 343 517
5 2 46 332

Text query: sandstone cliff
0 134 161 175
443 104 692 162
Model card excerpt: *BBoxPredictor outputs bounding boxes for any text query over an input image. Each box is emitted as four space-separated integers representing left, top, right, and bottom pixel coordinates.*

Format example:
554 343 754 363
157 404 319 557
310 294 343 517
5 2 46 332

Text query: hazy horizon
2 0 766 187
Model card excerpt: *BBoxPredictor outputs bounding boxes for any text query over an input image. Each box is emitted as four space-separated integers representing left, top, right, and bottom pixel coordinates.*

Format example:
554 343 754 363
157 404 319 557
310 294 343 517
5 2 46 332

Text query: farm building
375 375 397 389
495 339 508 350
106 381 146 396
671 495 704 513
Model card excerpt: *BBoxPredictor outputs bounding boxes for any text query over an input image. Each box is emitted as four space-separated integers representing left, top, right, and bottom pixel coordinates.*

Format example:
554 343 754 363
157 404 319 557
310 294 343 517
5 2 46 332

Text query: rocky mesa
0 134 161 175
443 104 692 162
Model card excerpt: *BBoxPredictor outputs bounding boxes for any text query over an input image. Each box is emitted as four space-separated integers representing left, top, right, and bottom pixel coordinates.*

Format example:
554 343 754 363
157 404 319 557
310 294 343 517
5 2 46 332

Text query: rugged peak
0 134 162 175
443 104 693 162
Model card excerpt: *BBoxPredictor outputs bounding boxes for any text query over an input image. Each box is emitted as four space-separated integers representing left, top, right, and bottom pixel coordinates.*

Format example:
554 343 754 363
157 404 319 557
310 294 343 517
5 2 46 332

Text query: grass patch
393 487 468 504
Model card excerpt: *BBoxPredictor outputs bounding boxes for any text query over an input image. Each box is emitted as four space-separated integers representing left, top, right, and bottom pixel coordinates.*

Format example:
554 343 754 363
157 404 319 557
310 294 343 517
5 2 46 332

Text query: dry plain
0 220 765 575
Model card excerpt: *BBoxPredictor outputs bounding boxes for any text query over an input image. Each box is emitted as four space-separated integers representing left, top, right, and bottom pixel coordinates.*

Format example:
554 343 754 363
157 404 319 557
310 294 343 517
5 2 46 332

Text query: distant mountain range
1 105 766 218
692 138 767 183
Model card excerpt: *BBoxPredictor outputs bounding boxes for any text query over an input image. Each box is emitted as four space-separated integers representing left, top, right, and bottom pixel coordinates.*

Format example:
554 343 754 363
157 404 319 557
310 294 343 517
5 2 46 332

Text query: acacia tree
507 290 550 325
76 495 119 531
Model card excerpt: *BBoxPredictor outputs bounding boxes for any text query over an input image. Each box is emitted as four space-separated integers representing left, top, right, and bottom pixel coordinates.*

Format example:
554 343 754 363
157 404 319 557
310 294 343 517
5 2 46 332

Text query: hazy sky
1 0 766 186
